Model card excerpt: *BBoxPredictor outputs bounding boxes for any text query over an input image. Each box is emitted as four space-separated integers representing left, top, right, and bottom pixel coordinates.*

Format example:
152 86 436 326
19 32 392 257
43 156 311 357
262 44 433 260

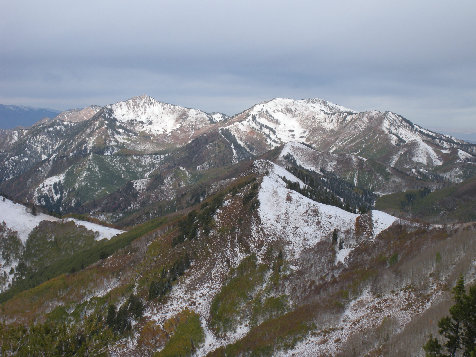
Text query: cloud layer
1 0 475 133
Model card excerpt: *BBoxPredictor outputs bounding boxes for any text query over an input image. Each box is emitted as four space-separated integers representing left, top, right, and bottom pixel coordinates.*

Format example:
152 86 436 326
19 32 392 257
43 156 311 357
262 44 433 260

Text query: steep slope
109 95 226 134
83 130 253 225
376 175 476 223
277 141 438 194
0 97 232 215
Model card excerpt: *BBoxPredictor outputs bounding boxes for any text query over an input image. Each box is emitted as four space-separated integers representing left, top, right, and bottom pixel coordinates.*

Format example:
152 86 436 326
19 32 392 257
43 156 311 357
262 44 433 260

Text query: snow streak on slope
279 142 321 172
34 173 66 205
225 99 475 180
0 196 123 242
382 112 444 166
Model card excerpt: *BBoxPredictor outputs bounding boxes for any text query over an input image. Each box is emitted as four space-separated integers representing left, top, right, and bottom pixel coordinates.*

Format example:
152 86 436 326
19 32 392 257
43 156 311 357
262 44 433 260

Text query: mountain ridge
0 95 474 218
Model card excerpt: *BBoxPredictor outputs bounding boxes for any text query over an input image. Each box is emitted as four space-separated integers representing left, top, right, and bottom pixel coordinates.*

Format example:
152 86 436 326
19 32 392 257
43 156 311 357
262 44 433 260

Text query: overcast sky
1 0 475 135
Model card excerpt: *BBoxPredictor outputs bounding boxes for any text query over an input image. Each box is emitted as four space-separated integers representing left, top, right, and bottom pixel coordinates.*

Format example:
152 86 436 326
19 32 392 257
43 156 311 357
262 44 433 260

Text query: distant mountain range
443 131 476 144
0 104 61 129
0 95 474 220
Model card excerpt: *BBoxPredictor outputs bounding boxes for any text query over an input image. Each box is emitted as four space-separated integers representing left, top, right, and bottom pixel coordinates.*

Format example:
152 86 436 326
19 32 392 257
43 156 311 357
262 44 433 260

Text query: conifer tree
424 276 476 357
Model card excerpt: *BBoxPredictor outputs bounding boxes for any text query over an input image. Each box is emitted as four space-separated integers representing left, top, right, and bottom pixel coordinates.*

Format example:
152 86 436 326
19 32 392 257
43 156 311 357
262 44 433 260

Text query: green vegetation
155 310 204 357
242 181 260 209
173 176 258 246
388 253 399 266
250 295 289 327
424 276 476 356
0 222 23 265
0 216 168 303
18 221 96 276
0 223 23 288
0 313 114 356
210 305 316 356
106 293 144 334
174 192 225 245
210 254 268 335
148 254 191 300
64 154 157 208
376 177 476 223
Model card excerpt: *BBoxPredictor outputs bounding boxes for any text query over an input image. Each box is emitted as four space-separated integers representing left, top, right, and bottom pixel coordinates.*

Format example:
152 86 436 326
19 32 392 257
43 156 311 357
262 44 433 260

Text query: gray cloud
1 0 475 133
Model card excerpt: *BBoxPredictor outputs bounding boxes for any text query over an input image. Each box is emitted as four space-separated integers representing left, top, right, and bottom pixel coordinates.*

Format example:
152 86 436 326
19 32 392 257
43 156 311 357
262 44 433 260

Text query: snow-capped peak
106 96 213 136
253 97 356 115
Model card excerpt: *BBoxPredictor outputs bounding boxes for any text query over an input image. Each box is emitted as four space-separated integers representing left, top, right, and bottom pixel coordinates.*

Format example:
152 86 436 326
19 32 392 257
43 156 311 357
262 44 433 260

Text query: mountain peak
257 97 356 114
127 94 158 103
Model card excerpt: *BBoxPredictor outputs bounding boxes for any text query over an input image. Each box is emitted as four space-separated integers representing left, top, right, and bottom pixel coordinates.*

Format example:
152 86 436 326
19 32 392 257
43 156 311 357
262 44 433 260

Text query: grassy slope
375 175 476 223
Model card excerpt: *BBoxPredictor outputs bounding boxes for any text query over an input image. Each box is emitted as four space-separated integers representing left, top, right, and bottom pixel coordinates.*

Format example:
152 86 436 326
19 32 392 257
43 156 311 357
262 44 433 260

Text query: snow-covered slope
253 160 397 265
0 197 57 243
0 196 125 293
225 98 354 154
0 196 124 242
276 141 435 194
107 95 223 136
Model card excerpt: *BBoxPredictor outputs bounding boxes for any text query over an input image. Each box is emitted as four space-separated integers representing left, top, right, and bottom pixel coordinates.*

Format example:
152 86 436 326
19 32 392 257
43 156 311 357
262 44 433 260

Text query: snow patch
132 178 150 193
0 196 123 243
64 218 124 241
34 172 66 204
457 149 473 161
0 196 58 243
372 210 398 237
336 248 353 265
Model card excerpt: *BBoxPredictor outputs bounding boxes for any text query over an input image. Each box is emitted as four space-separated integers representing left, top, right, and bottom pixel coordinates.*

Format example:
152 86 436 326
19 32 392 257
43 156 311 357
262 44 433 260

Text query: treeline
106 293 144 334
0 293 146 355
400 187 431 209
284 165 375 213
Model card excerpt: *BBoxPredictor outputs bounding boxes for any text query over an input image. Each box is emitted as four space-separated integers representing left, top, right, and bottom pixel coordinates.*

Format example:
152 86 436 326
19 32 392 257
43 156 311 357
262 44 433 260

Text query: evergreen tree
424 276 476 357
332 229 338 245
106 304 116 328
